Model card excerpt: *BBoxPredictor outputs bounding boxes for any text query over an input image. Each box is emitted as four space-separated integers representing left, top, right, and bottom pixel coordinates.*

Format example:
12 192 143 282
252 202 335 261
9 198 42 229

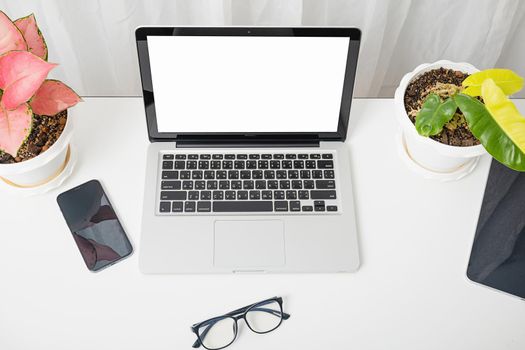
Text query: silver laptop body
136 27 361 273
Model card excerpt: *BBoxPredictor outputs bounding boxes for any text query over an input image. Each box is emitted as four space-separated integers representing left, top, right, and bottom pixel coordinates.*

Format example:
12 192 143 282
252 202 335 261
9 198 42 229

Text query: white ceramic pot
0 113 73 188
394 60 486 173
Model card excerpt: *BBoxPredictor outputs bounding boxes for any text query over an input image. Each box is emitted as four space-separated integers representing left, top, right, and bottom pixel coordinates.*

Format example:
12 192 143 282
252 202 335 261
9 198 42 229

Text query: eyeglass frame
191 296 291 350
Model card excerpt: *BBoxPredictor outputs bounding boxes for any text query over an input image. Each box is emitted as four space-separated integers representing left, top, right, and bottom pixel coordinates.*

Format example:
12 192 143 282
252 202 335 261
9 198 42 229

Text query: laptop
136 27 361 273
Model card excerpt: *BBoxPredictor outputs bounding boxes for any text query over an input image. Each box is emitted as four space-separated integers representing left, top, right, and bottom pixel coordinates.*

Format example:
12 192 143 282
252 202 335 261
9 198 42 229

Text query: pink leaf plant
0 11 81 158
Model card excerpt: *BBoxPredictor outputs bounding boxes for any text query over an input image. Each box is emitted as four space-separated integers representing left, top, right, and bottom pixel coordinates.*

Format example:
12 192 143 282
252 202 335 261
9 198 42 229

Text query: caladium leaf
30 79 81 116
415 94 457 137
454 81 525 171
462 69 524 97
0 50 56 110
0 10 27 55
0 102 32 157
14 14 48 60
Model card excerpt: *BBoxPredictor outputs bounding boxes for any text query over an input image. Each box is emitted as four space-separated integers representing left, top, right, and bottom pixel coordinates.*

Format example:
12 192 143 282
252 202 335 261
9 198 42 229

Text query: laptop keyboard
157 151 340 215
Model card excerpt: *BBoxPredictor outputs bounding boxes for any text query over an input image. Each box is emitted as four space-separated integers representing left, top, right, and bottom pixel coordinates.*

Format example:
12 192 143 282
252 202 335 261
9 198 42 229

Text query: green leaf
415 94 457 137
454 90 525 171
462 69 524 97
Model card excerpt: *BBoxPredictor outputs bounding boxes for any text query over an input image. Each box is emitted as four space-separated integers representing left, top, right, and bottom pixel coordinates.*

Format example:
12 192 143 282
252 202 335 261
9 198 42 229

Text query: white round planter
0 112 73 188
394 60 487 174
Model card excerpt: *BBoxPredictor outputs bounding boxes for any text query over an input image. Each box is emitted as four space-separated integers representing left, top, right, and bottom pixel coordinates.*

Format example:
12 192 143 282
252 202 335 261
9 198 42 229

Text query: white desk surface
1 98 525 350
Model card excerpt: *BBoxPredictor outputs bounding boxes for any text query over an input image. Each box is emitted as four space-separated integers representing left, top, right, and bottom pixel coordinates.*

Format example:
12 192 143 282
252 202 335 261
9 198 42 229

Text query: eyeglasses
191 297 290 350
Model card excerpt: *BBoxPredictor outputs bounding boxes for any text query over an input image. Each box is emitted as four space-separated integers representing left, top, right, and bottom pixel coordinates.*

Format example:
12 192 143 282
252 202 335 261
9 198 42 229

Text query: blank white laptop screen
147 36 350 133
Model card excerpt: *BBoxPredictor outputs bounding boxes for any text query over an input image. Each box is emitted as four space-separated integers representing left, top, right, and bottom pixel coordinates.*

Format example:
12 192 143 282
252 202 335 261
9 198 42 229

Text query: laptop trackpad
214 220 285 269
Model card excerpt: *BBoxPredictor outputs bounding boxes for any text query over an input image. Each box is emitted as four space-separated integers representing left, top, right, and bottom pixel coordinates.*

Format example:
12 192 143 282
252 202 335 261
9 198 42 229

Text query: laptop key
159 201 171 212
290 201 301 211
198 161 209 169
197 201 211 212
322 154 333 159
237 154 247 159
204 171 215 179
161 181 181 190
213 201 273 212
274 190 285 199
225 154 235 159
286 190 297 199
172 201 183 212
327 205 338 212
174 161 185 169
200 154 211 159
187 161 197 169
310 190 337 200
274 201 288 211
201 191 211 200
182 181 193 190
162 171 178 179
262 190 273 200
299 190 309 199
302 205 313 212
268 180 279 189
192 170 203 179
185 201 196 212
188 191 199 200
163 154 174 160
305 160 316 169
175 154 186 160
304 180 315 189
188 154 198 160
213 191 224 200
231 180 242 189
264 170 275 179
237 191 248 200
161 191 187 200
262 154 272 159
314 200 326 212
317 160 334 169
324 170 335 179
180 171 191 179
316 180 335 189
195 181 206 190
162 160 173 169
225 191 236 200
216 171 227 179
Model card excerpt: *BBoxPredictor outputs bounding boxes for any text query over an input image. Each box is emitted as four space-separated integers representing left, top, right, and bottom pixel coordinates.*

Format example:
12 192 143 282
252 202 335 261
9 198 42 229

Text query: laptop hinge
176 140 320 148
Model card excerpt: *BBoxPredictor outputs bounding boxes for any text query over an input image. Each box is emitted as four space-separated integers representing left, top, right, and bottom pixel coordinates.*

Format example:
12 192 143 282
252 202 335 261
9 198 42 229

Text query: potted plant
0 11 81 189
395 60 525 176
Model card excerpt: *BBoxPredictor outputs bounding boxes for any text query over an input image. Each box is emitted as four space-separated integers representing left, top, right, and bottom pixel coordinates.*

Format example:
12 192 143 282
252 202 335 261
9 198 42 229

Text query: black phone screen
57 180 133 271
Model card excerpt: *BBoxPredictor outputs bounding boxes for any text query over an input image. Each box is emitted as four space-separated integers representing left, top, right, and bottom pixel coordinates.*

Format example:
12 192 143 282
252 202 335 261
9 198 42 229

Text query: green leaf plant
415 68 525 171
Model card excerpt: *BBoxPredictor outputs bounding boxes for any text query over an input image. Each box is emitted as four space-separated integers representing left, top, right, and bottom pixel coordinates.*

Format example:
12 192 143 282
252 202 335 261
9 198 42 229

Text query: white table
1 98 524 350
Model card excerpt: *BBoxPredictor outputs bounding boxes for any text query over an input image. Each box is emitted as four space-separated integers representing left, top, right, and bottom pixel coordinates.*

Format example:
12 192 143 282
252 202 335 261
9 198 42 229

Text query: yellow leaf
481 78 525 154
462 68 524 97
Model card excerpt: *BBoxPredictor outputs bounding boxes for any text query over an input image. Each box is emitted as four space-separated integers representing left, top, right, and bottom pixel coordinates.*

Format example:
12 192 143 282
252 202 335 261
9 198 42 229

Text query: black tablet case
467 160 525 299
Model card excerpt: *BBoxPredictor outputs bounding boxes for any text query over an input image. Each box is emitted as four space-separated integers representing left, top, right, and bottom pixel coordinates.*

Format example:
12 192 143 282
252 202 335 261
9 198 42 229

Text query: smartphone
57 180 133 272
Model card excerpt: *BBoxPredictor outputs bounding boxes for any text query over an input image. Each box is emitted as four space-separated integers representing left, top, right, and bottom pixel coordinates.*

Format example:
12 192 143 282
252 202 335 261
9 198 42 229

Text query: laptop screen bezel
136 27 361 143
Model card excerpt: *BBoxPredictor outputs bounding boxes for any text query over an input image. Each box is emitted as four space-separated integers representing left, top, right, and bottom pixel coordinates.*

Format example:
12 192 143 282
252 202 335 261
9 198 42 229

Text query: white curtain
2 0 525 97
